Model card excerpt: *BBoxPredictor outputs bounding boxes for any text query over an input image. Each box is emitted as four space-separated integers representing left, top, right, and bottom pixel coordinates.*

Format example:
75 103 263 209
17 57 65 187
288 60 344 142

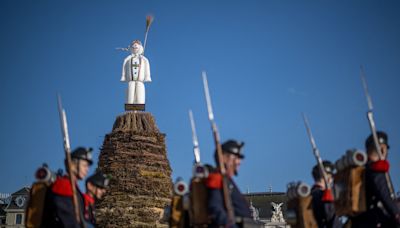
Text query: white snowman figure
120 40 151 110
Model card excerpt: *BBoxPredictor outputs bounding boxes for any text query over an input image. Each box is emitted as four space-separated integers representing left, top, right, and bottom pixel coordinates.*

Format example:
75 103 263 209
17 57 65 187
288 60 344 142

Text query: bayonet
202 71 215 122
360 66 383 160
360 66 374 111
202 71 235 225
188 110 201 163
58 95 71 155
302 113 330 190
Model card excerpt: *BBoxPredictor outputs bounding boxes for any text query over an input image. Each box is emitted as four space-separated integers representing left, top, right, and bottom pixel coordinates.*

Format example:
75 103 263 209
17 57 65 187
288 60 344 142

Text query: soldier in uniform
206 139 252 227
41 147 93 228
310 161 341 228
351 131 400 227
83 171 110 227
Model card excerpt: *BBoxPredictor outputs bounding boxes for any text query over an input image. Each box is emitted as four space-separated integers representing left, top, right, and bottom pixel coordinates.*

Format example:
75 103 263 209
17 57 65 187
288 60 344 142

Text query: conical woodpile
96 112 173 228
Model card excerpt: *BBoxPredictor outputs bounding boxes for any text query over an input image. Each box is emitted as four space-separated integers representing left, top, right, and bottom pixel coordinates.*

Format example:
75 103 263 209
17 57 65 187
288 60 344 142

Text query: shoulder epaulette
321 189 334 202
370 160 390 173
51 176 73 197
206 172 222 189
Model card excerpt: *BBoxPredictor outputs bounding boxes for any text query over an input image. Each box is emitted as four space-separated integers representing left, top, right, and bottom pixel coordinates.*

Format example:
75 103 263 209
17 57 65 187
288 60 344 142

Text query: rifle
202 71 235 224
302 113 330 191
359 66 395 199
57 94 84 226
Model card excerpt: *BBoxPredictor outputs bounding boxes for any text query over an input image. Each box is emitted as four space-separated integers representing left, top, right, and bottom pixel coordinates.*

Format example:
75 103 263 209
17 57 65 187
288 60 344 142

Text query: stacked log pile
96 112 172 228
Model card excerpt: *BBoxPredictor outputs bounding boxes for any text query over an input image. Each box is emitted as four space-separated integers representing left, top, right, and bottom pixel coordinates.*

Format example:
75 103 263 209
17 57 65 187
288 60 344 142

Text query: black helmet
312 160 335 181
86 171 110 189
221 140 245 159
365 131 389 150
71 147 93 165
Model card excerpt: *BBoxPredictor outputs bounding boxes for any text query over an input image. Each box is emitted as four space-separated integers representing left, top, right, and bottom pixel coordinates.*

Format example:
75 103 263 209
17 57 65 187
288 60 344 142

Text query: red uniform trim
370 160 390 173
51 176 75 197
206 172 222 189
83 193 95 207
321 189 334 202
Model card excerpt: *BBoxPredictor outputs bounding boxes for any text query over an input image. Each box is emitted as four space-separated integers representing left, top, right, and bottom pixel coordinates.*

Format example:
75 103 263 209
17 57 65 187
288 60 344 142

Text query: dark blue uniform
311 185 341 228
41 176 85 228
351 161 400 227
206 172 251 228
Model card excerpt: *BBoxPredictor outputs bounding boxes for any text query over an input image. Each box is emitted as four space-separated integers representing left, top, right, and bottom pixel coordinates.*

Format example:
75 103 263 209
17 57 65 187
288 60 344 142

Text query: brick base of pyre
96 112 173 228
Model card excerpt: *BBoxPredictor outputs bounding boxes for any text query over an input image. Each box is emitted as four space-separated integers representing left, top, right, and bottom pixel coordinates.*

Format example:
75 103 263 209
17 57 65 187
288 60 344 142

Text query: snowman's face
131 42 143 55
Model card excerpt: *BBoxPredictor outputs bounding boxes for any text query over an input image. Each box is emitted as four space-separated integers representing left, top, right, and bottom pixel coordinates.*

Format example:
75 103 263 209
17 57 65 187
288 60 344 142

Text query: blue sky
1 1 399 195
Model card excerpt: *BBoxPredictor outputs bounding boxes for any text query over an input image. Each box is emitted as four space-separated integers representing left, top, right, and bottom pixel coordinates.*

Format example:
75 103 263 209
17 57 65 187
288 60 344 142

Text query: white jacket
121 54 151 82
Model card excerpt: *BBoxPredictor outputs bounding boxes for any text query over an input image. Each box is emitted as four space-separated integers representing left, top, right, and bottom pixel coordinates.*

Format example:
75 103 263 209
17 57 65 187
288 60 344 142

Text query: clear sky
1 0 399 195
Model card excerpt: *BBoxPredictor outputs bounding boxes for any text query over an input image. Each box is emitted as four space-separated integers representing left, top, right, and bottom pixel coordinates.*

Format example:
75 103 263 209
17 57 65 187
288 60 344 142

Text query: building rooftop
244 191 288 220
4 187 30 211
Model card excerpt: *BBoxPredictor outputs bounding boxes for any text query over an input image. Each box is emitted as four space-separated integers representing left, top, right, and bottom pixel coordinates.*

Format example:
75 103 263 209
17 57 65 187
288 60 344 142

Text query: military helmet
86 171 110 189
365 131 390 150
71 147 93 165
312 160 335 181
221 139 245 159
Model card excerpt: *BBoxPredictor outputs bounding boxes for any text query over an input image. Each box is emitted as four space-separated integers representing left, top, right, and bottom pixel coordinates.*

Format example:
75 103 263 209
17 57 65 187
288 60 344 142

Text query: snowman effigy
119 16 154 111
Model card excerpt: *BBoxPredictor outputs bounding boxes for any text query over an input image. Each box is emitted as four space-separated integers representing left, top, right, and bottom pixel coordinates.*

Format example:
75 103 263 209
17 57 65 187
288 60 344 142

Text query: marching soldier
310 160 341 228
351 131 400 227
206 139 252 228
41 147 93 228
83 171 110 227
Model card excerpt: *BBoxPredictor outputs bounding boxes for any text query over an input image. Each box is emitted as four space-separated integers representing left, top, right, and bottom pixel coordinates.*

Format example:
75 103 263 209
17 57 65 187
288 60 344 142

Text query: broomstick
115 15 154 53
143 15 154 54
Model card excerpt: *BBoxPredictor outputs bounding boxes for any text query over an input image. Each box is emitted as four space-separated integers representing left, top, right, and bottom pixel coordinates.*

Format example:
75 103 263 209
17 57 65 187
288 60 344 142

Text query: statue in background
271 202 285 223
249 201 260 221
